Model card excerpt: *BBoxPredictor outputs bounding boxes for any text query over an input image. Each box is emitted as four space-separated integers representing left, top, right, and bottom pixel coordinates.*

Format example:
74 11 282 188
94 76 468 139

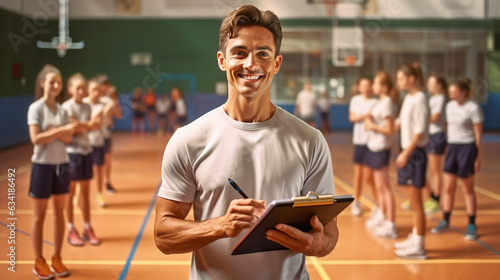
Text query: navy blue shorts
397 147 427 188
427 132 447 155
103 138 112 154
366 149 390 170
91 146 105 166
353 145 369 165
444 143 478 178
68 154 93 181
29 163 70 199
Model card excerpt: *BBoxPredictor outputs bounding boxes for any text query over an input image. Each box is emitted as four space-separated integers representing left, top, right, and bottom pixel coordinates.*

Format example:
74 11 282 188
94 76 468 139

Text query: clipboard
231 192 354 255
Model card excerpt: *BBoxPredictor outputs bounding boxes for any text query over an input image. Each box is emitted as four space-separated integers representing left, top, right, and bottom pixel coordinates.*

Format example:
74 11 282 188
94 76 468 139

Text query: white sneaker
365 208 384 230
394 231 416 249
372 220 398 239
351 201 362 216
395 242 427 259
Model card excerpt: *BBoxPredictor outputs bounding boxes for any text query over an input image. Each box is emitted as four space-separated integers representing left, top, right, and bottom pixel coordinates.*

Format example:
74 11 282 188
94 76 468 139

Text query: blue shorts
68 154 93 181
91 147 105 166
444 143 478 178
427 132 447 155
104 138 112 154
366 149 390 170
29 163 70 199
397 147 427 188
353 145 369 165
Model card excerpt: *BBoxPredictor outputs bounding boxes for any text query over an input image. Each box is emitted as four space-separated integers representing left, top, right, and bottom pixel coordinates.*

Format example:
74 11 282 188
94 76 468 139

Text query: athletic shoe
50 255 69 277
97 193 106 207
33 257 55 280
424 198 440 214
431 220 449 234
365 208 384 230
400 199 411 210
372 220 398 239
67 227 84 246
351 201 362 216
394 231 416 249
395 243 427 259
106 183 116 194
465 224 478 240
83 226 101 246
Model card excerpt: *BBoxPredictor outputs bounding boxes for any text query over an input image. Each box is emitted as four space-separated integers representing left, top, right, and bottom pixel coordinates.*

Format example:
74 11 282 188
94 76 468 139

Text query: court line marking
334 175 500 255
0 209 148 216
0 221 54 246
0 164 31 181
5 259 499 266
334 176 376 210
307 257 331 280
475 186 500 201
118 181 160 280
5 209 500 216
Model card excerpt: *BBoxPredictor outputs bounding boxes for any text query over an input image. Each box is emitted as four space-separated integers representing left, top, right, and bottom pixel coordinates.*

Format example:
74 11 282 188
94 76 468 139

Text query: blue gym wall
3 93 500 150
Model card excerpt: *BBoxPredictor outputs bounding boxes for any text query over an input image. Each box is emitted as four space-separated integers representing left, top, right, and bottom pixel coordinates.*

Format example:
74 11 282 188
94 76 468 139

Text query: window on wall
272 27 488 104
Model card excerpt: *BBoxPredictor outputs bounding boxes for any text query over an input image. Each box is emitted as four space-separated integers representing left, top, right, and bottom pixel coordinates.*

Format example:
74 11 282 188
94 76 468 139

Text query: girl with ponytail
431 78 484 241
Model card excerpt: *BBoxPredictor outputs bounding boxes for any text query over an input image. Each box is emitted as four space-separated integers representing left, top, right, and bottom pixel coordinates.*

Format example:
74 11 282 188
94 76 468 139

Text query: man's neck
223 91 276 123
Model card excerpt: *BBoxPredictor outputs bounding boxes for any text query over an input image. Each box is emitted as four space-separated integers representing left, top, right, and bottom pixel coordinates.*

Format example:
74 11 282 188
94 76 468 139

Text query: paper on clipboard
231 192 354 255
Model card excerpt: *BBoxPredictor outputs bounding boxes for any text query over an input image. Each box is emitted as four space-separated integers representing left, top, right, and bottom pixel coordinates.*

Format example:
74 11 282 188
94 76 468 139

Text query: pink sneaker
67 227 84 246
83 226 101 246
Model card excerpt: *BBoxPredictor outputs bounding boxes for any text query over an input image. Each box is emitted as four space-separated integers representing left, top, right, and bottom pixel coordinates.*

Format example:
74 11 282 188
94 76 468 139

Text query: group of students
348 63 484 259
130 86 187 135
27 64 122 279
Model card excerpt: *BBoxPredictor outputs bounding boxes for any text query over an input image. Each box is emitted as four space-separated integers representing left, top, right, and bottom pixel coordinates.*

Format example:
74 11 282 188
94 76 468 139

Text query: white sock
84 222 91 230
414 235 425 247
67 222 74 229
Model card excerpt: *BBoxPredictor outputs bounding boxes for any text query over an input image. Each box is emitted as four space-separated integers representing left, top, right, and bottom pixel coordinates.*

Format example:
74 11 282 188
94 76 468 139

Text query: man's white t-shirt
367 97 395 152
158 105 335 280
27 98 70 164
429 93 446 135
446 100 484 144
399 91 429 149
62 99 93 155
349 95 377 145
295 90 317 117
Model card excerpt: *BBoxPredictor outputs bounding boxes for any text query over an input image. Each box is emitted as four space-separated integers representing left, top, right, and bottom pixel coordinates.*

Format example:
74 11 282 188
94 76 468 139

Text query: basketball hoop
345 55 356 66
57 43 68 51
323 0 338 17
56 43 68 57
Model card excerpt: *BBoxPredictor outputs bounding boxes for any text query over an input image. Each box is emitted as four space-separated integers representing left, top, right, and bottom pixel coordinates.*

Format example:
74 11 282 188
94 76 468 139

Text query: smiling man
154 5 338 280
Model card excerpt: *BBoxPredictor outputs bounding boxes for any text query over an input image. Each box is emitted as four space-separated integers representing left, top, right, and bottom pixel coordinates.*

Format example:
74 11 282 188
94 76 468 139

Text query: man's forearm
155 216 226 255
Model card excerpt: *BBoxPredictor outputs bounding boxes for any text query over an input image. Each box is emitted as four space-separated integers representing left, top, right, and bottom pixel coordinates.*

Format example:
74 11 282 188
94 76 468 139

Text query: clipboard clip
292 191 335 207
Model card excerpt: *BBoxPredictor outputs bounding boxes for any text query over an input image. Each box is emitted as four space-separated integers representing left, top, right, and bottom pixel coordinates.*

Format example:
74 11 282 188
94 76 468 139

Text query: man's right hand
220 199 266 238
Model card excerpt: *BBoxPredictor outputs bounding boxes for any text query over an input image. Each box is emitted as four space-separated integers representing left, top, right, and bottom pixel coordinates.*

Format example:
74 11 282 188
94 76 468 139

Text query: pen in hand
228 178 249 199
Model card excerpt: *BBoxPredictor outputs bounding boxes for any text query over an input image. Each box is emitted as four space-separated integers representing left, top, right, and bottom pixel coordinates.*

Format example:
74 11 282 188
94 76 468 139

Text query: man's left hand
265 215 334 257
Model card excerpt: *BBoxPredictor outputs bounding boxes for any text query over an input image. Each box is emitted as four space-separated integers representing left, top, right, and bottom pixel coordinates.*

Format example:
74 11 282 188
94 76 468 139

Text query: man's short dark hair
218 5 283 57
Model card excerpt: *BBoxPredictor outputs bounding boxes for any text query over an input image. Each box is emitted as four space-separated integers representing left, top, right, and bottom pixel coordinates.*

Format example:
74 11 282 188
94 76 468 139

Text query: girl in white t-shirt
393 63 429 259
27 65 78 279
424 75 448 212
431 78 484 241
364 71 399 238
62 73 102 247
172 87 187 131
348 78 378 217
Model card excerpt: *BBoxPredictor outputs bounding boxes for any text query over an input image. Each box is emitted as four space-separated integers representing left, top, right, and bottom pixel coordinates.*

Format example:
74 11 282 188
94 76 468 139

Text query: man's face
217 25 282 99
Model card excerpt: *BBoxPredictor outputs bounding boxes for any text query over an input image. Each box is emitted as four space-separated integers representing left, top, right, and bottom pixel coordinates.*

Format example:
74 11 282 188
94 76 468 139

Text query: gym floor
1 131 499 279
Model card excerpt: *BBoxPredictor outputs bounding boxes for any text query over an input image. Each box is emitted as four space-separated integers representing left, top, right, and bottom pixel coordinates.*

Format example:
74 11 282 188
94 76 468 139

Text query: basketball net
323 0 338 18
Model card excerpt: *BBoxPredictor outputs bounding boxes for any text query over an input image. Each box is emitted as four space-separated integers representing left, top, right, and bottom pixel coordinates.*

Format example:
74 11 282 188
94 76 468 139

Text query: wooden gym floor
1 131 499 279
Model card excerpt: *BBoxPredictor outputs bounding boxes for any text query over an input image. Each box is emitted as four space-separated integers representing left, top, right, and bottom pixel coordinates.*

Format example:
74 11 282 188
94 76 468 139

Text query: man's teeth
241 75 260 80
